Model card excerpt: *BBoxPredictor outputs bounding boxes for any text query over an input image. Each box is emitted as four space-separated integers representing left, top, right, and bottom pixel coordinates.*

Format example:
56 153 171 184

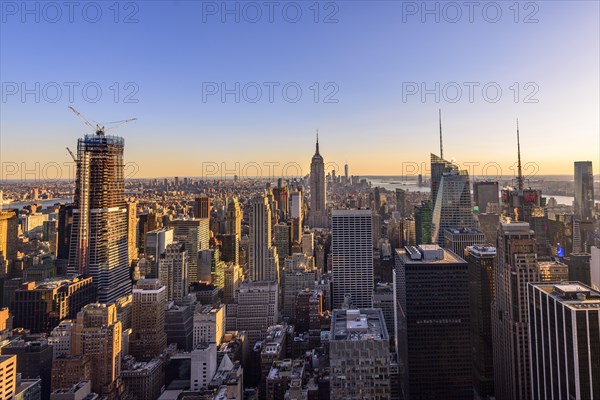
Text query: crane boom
105 118 138 132
68 106 136 136
66 147 77 162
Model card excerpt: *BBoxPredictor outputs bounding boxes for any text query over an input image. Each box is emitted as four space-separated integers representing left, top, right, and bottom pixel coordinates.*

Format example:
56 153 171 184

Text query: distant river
366 178 582 206
1 198 72 210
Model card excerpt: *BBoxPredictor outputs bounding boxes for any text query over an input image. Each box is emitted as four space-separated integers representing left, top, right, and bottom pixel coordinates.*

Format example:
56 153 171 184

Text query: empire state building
309 134 328 228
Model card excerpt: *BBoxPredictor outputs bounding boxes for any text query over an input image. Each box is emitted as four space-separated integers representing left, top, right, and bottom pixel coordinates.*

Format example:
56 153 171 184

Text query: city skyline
1 2 599 177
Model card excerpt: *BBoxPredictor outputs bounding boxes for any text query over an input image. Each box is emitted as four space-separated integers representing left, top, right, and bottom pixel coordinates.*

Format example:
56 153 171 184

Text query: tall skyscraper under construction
68 131 132 304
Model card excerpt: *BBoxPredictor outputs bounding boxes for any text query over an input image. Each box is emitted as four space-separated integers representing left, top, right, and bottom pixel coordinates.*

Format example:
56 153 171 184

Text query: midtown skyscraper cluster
0 113 599 400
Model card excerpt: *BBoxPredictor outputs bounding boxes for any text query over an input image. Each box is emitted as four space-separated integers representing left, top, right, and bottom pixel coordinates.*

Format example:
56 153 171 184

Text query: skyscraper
466 245 496 399
169 218 209 283
473 181 499 213
194 195 211 219
394 244 471 399
0 209 18 275
492 222 539 400
127 201 138 261
130 279 167 361
226 197 242 237
574 161 594 221
249 195 279 282
309 134 327 228
331 209 373 309
528 282 600 399
431 168 476 245
72 303 125 399
159 242 188 302
67 133 131 303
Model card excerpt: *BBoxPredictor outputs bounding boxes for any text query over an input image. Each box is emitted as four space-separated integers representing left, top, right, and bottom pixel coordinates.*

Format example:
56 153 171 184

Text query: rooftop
466 245 497 256
532 282 600 310
396 245 465 264
331 309 388 341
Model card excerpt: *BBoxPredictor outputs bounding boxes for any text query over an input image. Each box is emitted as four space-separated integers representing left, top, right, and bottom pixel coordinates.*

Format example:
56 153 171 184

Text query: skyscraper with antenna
309 131 328 228
430 110 475 245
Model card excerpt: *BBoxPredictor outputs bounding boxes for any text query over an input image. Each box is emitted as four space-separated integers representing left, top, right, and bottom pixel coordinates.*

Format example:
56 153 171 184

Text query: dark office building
11 276 96 334
394 244 471 400
1 339 53 400
528 282 600 399
164 304 194 351
194 195 211 219
221 233 239 266
57 204 75 261
473 181 499 214
395 188 406 217
566 252 592 285
465 245 497 399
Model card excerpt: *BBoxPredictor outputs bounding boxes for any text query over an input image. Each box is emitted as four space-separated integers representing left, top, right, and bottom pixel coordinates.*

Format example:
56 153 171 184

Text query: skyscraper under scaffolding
68 133 131 303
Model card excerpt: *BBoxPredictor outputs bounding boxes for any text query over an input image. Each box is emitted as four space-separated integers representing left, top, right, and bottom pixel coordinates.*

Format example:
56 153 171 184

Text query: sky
0 0 599 180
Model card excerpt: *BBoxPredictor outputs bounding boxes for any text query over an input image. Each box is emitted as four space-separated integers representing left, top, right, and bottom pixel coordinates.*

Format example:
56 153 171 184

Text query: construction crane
66 147 77 162
68 106 137 136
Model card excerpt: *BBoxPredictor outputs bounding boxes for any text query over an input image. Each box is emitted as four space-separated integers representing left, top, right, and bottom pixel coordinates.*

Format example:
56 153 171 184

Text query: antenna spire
516 118 524 190
316 129 320 155
439 109 443 159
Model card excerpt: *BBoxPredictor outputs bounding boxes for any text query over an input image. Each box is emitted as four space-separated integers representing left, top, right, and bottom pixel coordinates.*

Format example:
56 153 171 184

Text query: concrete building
536 260 569 282
169 218 210 283
191 343 218 391
164 304 194 352
226 281 279 345
249 195 279 283
193 305 225 348
159 242 188 302
130 279 167 361
121 357 164 400
330 309 390 399
223 263 243 304
1 339 53 399
331 209 373 309
0 355 17 400
443 228 485 257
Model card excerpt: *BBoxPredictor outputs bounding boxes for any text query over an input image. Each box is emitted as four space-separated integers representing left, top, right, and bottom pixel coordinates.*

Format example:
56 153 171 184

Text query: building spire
439 109 443 159
516 118 524 190
316 129 320 155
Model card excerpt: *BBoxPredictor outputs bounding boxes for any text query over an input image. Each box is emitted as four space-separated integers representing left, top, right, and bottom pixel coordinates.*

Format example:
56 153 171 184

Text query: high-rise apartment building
574 161 594 222
394 244 471 399
528 282 600 399
492 222 539 400
331 209 373 309
130 279 167 361
67 133 131 303
330 309 390 399
465 245 497 399
309 136 327 228
158 242 188 302
249 195 279 282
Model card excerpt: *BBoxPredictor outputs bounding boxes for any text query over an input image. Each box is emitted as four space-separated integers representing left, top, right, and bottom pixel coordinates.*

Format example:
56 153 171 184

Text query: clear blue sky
1 1 598 178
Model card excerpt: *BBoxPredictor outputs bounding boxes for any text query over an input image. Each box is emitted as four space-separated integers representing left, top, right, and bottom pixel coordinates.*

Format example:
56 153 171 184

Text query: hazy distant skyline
1 1 598 178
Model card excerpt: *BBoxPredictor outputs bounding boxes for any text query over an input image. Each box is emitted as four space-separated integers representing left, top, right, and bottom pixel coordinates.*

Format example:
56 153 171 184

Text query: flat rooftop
396 245 465 264
331 309 388 341
532 282 600 311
